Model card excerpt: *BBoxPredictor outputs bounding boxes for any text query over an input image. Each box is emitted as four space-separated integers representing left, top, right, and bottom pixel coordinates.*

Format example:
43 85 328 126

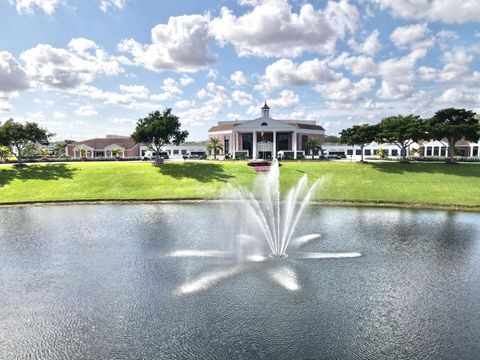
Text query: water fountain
169 159 361 294
228 159 320 258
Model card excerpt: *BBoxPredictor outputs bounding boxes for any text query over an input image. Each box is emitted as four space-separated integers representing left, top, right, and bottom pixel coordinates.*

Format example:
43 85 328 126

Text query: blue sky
0 0 479 141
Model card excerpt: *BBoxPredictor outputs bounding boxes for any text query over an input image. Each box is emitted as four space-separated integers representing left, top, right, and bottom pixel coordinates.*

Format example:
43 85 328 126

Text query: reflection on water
0 204 480 359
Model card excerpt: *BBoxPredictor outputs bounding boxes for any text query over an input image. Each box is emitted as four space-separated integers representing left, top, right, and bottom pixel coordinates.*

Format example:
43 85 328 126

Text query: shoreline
0 198 479 212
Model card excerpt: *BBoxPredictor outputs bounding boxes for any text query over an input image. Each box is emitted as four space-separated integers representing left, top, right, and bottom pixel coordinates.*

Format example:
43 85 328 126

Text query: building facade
208 103 325 159
66 136 207 159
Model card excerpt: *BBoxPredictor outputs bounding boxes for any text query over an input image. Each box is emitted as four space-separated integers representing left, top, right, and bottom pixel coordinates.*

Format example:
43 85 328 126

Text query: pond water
0 204 479 359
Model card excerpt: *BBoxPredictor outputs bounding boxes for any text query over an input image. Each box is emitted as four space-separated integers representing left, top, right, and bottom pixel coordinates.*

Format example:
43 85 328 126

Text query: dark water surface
0 204 479 359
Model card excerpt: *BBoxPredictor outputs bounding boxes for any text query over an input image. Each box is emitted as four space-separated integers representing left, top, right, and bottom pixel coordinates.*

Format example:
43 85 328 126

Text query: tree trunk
448 138 456 163
16 145 23 166
213 148 217 160
311 150 314 160
154 146 160 165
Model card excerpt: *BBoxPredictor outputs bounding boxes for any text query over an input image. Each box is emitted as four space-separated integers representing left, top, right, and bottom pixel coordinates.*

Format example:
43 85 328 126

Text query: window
426 147 432 156
473 147 479 157
433 147 439 156
261 122 268 126
364 149 371 156
441 147 446 156
391 149 398 156
347 149 353 155
173 150 179 155
224 139 229 153
373 149 379 155
355 149 361 155
277 133 290 151
181 150 187 155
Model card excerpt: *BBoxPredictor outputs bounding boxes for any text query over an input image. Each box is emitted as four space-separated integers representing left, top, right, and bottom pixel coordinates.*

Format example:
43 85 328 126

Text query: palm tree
207 137 224 160
79 146 87 159
304 138 322 160
111 147 122 158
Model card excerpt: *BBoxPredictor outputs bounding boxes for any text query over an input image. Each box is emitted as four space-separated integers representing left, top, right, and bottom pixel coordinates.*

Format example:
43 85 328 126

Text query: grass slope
0 161 479 206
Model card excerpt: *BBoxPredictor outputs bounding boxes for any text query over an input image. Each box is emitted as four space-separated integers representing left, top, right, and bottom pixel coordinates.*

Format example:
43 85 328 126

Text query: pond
0 204 479 359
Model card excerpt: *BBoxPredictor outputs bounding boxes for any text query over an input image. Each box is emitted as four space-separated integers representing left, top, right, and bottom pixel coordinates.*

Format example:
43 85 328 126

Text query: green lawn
0 161 479 207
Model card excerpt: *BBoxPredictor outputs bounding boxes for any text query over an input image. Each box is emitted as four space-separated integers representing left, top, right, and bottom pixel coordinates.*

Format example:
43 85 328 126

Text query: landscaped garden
1 161 479 207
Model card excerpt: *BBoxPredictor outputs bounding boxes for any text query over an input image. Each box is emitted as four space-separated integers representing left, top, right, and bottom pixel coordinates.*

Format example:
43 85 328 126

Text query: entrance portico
208 102 325 160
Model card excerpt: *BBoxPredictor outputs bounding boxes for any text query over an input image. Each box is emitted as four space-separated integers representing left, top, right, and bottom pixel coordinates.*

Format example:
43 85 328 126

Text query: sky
0 0 479 141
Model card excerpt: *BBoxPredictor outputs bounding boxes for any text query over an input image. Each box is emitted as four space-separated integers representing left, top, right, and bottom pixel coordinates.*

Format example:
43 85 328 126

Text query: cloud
118 84 149 98
180 75 194 86
370 0 480 24
210 0 359 57
74 105 97 116
256 58 339 92
376 49 427 99
53 111 66 118
118 14 215 72
315 77 376 102
0 51 31 92
390 23 430 49
99 0 125 12
268 89 299 108
175 99 196 110
232 90 254 105
230 70 247 86
348 29 382 57
177 82 231 126
20 39 124 89
437 88 479 105
10 0 127 14
10 0 63 14
328 52 377 76
418 46 480 86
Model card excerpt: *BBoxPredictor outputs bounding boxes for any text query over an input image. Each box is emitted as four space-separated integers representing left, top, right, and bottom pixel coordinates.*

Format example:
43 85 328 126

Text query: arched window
261 122 268 126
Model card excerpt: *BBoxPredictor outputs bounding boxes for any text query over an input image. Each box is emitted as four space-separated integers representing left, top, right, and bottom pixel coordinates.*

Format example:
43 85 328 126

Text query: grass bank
0 161 479 207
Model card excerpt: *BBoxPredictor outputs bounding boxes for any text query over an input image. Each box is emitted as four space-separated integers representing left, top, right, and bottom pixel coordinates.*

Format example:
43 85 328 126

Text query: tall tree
376 115 426 160
340 124 378 162
427 108 479 163
0 119 52 166
207 137 223 160
131 109 189 165
304 138 323 160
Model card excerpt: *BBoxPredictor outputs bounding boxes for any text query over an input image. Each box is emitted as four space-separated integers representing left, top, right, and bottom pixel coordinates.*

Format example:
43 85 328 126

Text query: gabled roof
70 137 137 149
208 124 237 132
290 123 325 131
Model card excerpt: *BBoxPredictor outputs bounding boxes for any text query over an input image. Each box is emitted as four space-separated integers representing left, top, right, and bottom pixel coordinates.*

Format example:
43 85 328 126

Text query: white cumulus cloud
118 14 215 73
210 0 359 57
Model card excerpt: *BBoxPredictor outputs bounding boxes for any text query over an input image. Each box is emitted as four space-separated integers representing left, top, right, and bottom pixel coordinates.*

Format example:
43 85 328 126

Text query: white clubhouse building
208 103 325 159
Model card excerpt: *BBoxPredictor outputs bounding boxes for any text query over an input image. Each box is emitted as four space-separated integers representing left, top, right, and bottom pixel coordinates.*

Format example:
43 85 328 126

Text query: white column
91 150 95 158
292 131 297 159
232 131 236 159
122 151 125 158
252 132 257 159
273 131 277 159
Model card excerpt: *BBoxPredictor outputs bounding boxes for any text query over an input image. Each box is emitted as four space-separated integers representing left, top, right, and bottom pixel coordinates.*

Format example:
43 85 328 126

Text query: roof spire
261 101 270 117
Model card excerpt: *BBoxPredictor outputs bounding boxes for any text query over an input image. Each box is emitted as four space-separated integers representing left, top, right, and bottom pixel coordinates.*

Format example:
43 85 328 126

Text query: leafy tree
376 115 426 160
38 146 50 157
207 137 224 160
427 108 479 163
304 138 323 160
0 119 52 166
377 148 388 159
340 124 378 162
0 145 12 163
324 135 340 143
131 109 188 165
